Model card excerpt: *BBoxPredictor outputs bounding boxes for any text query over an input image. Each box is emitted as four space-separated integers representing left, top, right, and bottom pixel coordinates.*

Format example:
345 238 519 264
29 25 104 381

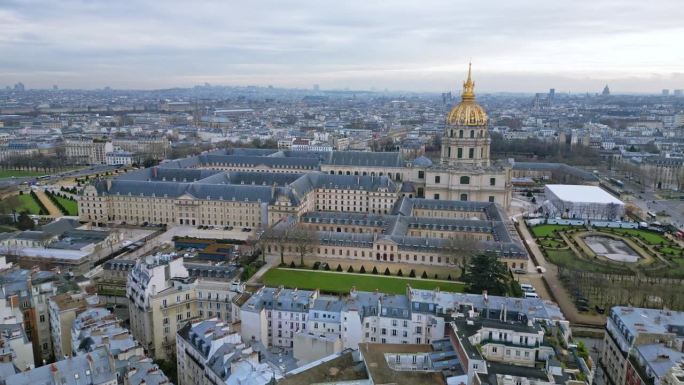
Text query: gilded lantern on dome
446 63 488 126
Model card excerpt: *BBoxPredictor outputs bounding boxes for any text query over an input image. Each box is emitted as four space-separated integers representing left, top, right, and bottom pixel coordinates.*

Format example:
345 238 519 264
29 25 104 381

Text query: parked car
520 284 535 293
523 292 539 299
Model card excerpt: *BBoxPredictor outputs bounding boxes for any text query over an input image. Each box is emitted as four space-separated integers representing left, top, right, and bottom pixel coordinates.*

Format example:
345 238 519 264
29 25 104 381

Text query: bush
396 269 403 277
372 267 378 275
409 269 416 278
359 266 366 274
289 261 296 268
336 264 343 272
323 263 330 271
421 271 428 279
347 266 354 273
384 268 390 276
447 274 452 281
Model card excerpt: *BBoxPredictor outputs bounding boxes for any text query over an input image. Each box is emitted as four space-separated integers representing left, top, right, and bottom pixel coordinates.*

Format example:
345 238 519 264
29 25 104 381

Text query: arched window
460 193 468 201
460 176 470 184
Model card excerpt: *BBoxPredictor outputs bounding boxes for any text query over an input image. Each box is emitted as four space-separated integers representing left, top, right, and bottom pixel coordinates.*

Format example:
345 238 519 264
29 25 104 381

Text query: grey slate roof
299 199 525 258
512 162 598 182
97 171 398 206
4 347 117 385
327 151 404 167
242 286 316 313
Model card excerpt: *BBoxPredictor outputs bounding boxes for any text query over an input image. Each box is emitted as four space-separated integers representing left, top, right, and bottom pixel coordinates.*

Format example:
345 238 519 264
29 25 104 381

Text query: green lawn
531 224 574 238
260 268 465 295
15 194 42 215
660 246 683 257
54 195 78 216
610 229 669 245
0 169 48 178
0 225 17 232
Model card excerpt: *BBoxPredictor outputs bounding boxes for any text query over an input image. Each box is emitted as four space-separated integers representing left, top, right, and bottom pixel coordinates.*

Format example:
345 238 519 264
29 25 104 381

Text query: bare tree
445 236 479 278
289 227 319 267
261 224 289 266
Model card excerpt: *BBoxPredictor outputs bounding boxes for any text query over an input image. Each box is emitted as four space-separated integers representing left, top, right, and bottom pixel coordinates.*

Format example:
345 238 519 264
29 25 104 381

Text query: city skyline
1 0 683 92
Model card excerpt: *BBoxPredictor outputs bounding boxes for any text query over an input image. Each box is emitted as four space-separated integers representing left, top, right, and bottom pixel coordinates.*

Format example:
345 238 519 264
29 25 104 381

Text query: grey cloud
0 0 682 91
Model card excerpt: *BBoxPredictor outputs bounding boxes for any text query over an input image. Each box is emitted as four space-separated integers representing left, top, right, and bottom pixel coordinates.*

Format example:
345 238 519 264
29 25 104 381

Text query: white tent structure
544 184 625 220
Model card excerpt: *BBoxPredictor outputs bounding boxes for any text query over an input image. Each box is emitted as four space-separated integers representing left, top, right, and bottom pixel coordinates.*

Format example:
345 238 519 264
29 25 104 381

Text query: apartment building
240 286 568 367
113 136 170 160
71 307 144 361
601 307 684 385
176 318 283 385
0 263 60 365
240 287 318 350
64 138 112 165
126 254 239 360
47 293 91 359
641 156 684 191
0 293 34 371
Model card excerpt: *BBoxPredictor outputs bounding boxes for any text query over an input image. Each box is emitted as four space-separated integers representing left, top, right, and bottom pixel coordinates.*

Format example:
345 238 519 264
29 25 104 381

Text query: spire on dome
462 62 475 101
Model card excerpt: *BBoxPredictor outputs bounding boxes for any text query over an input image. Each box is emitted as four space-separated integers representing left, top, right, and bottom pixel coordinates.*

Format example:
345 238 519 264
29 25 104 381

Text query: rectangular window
434 176 440 184
457 148 463 158
489 196 495 203
434 194 440 200
418 170 424 179
469 148 474 158
490 177 496 186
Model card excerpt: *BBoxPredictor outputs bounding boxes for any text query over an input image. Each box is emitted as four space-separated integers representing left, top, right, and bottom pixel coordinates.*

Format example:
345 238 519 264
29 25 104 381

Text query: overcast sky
1 0 683 93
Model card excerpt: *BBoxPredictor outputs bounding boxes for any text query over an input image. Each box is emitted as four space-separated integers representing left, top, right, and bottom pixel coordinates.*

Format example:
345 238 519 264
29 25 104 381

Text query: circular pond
583 236 641 263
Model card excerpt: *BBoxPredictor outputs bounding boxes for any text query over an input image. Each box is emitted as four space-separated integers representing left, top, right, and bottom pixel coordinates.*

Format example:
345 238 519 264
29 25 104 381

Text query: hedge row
30 190 49 215
45 190 71 215
304 261 455 280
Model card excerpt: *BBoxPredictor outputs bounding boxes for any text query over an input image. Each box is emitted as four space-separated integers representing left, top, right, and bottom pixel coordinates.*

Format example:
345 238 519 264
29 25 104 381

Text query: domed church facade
419 64 512 208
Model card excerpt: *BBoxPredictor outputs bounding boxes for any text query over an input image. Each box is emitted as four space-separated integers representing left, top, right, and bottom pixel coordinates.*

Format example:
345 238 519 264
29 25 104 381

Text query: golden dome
446 63 488 126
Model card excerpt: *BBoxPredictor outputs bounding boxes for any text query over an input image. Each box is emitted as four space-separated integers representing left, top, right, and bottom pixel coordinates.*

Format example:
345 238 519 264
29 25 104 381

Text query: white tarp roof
545 184 624 205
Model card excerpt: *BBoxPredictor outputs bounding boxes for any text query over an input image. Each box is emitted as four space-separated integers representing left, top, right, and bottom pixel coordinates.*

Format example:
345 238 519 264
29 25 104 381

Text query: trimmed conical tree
289 261 296 268
372 266 378 274
397 269 403 277
409 269 416 278
347 266 354 273
421 271 428 279
359 266 366 274
384 268 391 276
336 264 343 272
